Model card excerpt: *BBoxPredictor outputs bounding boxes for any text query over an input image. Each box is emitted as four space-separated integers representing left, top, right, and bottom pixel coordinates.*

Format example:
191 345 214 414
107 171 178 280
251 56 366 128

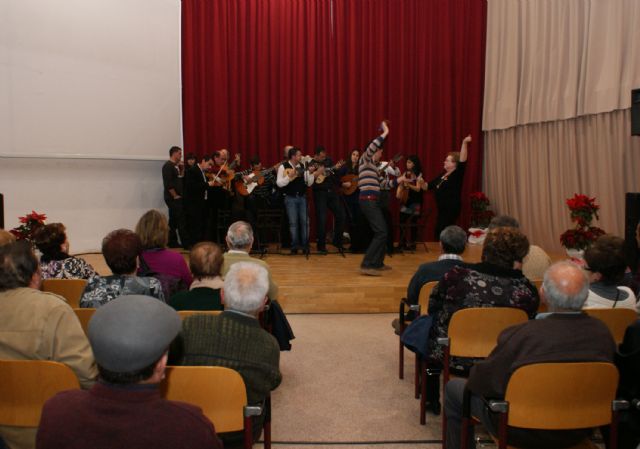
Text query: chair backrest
505 362 618 429
177 310 222 321
162 366 247 433
584 308 638 344
448 307 529 357
418 281 438 313
41 279 87 308
0 360 80 427
73 308 96 336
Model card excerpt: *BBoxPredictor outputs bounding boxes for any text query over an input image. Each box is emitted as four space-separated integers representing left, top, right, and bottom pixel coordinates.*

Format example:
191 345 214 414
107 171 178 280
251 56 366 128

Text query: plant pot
565 248 585 260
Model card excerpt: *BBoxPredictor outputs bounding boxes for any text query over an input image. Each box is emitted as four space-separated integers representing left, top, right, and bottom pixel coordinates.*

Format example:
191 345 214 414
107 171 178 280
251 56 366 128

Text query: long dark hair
406 155 422 176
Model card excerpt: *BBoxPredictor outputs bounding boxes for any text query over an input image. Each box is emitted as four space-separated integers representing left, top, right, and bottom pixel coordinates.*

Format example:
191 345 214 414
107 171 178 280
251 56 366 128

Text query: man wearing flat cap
36 295 222 449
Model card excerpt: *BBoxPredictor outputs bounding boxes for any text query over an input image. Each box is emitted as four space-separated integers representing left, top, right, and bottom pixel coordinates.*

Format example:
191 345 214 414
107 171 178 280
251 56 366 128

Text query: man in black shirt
162 146 188 248
311 146 345 254
184 154 215 245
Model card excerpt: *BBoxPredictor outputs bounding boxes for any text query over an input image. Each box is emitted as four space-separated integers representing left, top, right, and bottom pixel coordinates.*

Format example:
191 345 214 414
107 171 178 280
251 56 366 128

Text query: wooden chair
73 308 96 336
41 279 87 308
177 310 223 321
584 308 638 345
162 366 270 449
398 281 438 384
0 360 80 427
397 210 431 254
431 307 528 432
460 362 628 449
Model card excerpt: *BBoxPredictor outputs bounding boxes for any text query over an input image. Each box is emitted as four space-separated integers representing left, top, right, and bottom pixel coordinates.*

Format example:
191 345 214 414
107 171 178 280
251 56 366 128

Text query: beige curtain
483 0 640 131
484 109 640 252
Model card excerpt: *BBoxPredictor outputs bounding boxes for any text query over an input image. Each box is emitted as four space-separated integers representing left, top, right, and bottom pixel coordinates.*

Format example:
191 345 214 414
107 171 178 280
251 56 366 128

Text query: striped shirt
357 136 397 199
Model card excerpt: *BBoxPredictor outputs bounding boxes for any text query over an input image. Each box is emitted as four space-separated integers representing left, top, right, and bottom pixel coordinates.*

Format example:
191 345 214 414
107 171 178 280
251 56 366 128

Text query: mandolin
340 173 359 195
313 160 345 184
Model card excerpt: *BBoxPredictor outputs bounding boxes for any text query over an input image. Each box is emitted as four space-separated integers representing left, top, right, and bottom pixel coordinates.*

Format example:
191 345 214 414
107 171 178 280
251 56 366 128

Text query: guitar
234 162 282 197
207 153 241 191
396 171 419 205
340 173 359 195
313 160 345 184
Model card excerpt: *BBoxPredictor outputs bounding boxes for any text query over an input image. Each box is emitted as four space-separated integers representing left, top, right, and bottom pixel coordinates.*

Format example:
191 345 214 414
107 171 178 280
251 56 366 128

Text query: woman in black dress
424 135 471 239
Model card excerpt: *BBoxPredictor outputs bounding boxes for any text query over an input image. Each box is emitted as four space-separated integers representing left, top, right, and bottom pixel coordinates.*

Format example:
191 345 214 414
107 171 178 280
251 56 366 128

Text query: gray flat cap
88 295 181 373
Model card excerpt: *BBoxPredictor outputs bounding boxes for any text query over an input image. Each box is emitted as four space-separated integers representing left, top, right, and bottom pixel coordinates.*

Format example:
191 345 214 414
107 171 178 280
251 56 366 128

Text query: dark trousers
185 199 207 246
165 197 188 247
434 203 461 240
379 190 394 253
360 198 387 269
207 187 230 242
313 189 345 249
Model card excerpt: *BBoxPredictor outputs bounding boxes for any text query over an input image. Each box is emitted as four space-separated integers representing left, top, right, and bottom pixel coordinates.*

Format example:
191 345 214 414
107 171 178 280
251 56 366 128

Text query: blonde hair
446 151 461 164
135 210 169 249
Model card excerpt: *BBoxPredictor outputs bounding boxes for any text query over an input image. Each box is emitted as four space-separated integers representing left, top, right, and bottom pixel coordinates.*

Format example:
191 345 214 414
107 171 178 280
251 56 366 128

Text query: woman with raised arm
424 135 471 239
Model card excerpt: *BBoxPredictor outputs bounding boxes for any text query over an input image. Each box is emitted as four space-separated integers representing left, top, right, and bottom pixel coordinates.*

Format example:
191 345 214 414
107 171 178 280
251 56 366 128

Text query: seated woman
135 209 193 291
33 223 97 280
397 155 424 250
169 242 224 311
424 227 539 412
583 234 639 312
80 229 164 308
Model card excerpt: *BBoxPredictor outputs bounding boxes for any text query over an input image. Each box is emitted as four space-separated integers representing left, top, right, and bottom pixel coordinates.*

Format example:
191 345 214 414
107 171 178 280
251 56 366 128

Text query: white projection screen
0 0 182 160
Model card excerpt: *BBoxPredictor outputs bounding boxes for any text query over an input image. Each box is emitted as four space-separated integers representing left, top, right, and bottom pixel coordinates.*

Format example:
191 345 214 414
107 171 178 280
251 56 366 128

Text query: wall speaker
632 88 640 136
625 192 640 270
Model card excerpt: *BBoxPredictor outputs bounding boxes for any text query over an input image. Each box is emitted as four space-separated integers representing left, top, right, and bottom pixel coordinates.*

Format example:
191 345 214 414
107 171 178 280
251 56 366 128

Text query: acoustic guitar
340 174 359 195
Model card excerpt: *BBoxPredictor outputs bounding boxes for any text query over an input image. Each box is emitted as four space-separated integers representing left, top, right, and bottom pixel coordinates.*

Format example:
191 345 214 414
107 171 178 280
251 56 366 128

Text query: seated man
0 241 96 449
180 262 282 447
488 215 551 280
169 241 224 311
444 262 616 449
395 225 467 328
80 229 164 308
222 221 278 300
37 295 222 449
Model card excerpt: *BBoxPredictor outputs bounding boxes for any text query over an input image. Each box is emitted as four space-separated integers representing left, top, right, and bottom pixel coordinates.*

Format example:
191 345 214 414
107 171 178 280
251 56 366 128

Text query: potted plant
560 194 604 259
10 210 47 244
468 192 495 244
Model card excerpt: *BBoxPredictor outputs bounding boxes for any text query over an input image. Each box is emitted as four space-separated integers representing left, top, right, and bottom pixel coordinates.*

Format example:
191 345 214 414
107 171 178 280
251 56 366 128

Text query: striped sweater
357 135 398 199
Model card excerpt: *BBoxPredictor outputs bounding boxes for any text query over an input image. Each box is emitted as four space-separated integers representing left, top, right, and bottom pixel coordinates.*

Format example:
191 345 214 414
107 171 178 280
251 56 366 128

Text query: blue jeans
359 198 387 268
284 195 308 250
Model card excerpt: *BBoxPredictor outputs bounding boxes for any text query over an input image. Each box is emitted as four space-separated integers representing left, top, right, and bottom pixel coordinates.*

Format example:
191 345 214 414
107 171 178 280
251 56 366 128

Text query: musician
358 121 407 275
161 146 188 248
185 153 197 170
338 149 361 247
276 147 316 255
310 146 345 254
379 154 401 255
423 135 471 239
397 155 424 250
237 156 277 241
184 154 215 246
208 149 237 242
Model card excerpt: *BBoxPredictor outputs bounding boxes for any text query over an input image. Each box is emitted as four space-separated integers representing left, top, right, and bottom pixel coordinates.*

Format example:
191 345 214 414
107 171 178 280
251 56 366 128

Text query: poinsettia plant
469 191 495 228
560 194 604 250
10 211 47 242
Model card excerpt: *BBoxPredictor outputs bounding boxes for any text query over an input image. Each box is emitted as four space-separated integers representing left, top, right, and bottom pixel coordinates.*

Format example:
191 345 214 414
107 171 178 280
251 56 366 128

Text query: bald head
541 261 590 312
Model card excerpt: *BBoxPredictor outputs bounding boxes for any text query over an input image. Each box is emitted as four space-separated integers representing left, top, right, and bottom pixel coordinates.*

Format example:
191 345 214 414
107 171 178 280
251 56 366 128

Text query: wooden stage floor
82 242 488 314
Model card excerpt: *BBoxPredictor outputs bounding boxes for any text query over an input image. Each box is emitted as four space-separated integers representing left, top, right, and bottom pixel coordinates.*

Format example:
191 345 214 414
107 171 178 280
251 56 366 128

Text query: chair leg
420 361 427 425
414 356 420 399
264 414 271 449
399 337 404 379
244 416 253 449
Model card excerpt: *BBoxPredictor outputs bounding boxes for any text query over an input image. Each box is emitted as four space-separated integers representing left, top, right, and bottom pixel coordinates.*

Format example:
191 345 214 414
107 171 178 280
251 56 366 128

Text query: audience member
169 242 223 311
0 229 16 247
179 262 281 447
425 227 539 411
221 221 278 300
135 209 192 288
444 262 616 449
583 234 639 312
36 295 222 449
0 241 96 449
33 223 97 281
488 215 551 280
80 229 164 308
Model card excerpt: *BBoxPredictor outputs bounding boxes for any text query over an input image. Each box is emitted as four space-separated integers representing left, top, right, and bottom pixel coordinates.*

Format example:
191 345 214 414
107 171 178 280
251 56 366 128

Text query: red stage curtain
181 0 486 231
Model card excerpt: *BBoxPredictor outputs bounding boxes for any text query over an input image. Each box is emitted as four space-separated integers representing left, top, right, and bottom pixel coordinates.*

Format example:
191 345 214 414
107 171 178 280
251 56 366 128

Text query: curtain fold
483 0 640 131
484 109 640 252
181 0 487 232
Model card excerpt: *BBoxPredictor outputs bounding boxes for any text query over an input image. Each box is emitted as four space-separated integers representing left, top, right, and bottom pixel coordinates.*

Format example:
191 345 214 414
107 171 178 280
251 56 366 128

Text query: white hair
226 221 253 250
542 261 590 311
223 262 268 313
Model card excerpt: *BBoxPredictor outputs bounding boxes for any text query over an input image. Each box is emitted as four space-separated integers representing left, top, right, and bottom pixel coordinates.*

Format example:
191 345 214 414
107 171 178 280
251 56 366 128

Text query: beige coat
0 287 97 449
221 251 279 300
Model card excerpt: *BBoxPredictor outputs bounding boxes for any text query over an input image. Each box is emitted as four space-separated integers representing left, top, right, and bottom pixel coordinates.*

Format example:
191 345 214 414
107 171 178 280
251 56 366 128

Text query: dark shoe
317 247 328 255
427 401 442 416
